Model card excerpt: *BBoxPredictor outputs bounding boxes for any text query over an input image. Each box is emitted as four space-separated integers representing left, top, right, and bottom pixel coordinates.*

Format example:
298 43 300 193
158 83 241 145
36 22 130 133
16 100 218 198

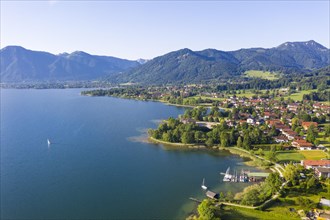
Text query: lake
1 89 259 219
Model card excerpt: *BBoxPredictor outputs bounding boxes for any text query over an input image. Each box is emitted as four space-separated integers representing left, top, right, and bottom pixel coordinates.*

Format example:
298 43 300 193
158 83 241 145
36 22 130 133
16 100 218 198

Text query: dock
220 167 269 183
247 172 270 178
189 197 202 203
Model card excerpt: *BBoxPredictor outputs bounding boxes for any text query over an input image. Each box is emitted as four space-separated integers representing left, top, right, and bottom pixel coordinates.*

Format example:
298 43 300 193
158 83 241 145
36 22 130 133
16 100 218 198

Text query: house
264 112 271 119
301 160 330 169
315 167 330 178
246 118 255 124
206 190 219 199
301 121 318 130
281 129 297 140
267 119 282 126
318 145 326 150
287 103 299 112
263 112 277 119
292 139 314 150
180 118 196 124
274 135 289 143
255 119 265 125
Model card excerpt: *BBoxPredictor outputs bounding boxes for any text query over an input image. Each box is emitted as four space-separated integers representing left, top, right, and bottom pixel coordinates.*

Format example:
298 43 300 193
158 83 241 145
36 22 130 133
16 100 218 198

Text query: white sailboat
201 178 208 190
47 139 51 146
222 167 232 182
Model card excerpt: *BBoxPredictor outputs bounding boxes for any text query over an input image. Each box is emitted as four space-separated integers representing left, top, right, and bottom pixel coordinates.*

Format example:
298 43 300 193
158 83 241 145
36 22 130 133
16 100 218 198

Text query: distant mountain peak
277 40 328 50
69 51 92 57
136 58 149 64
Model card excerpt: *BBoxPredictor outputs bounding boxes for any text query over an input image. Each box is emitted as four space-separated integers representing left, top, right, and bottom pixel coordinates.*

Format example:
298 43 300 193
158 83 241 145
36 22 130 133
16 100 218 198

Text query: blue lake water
1 89 258 219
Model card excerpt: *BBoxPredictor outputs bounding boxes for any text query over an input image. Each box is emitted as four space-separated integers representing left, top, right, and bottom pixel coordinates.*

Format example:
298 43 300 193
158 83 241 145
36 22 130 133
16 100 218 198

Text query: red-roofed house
292 139 314 150
301 160 330 169
301 122 318 130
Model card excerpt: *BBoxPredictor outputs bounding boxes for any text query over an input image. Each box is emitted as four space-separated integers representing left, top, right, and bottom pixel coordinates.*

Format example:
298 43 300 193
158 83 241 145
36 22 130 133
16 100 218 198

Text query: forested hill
0 46 141 82
111 40 329 84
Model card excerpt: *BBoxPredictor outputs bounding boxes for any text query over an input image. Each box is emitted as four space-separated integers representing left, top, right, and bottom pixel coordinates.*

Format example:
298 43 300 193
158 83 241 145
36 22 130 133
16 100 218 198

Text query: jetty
189 197 202 203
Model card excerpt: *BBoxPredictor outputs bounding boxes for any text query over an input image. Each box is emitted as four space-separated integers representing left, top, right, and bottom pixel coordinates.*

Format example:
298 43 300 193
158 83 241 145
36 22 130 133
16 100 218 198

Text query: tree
265 172 282 194
241 188 261 206
237 136 242 148
226 191 234 202
291 117 299 130
219 192 225 201
195 131 204 143
205 138 214 147
242 133 251 150
167 117 179 129
220 132 229 147
182 131 195 144
325 125 330 137
197 199 220 220
265 151 277 162
301 114 311 122
162 131 174 142
283 163 303 185
306 124 318 143
229 129 236 145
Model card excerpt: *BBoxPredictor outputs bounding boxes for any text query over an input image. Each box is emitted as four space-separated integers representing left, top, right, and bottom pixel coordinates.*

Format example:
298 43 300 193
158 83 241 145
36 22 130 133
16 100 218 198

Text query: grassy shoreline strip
148 136 205 148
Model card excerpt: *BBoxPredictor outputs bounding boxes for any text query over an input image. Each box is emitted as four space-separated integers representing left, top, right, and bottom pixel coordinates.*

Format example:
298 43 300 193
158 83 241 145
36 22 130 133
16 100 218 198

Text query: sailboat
47 139 51 146
201 178 208 190
222 167 232 182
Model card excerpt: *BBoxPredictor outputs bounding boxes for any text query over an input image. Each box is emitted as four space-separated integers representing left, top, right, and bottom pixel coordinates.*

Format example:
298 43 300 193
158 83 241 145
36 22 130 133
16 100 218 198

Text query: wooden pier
189 197 202 203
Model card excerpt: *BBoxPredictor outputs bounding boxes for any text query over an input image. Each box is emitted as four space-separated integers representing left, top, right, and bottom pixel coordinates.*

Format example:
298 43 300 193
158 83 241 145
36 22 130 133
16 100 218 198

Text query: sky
1 1 329 60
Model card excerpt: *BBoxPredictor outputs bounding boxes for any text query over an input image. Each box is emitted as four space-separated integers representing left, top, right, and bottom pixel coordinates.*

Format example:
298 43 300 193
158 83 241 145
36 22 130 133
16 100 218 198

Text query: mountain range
1 40 329 84
0 46 140 82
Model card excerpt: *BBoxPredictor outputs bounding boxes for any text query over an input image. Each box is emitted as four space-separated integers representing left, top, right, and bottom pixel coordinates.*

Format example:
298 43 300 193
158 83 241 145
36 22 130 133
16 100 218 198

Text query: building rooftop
302 160 330 167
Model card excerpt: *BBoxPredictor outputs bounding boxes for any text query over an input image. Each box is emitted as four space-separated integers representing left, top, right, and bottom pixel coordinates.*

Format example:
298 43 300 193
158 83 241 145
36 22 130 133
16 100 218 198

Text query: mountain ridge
0 46 141 82
114 40 329 84
1 40 329 83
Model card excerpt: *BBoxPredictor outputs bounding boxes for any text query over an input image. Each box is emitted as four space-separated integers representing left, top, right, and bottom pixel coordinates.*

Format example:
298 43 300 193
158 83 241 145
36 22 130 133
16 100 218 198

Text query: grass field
317 131 330 147
284 90 316 101
244 70 279 80
276 150 329 162
234 91 256 98
299 150 329 160
221 205 300 220
276 151 305 162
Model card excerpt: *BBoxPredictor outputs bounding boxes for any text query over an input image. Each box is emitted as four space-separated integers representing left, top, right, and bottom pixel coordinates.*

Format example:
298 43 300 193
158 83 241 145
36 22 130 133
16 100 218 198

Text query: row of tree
148 109 275 148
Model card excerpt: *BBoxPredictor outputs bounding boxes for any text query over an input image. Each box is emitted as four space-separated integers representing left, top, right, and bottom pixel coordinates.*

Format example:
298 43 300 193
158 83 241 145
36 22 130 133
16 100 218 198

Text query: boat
222 167 232 182
47 139 51 145
201 178 208 190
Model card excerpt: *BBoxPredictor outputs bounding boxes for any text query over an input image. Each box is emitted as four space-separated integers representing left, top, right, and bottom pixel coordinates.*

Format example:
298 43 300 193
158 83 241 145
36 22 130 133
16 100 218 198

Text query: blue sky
1 1 329 59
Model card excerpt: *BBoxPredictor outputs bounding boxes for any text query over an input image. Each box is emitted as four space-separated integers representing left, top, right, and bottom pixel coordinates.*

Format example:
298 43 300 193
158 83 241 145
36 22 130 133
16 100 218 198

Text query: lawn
244 70 279 81
299 150 329 160
220 205 299 220
276 150 329 162
235 91 256 98
276 151 305 162
285 90 316 101
317 131 330 147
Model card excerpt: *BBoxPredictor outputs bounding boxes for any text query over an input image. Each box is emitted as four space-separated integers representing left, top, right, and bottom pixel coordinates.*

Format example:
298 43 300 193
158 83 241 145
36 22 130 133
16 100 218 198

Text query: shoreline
148 136 206 149
82 93 227 109
148 137 272 169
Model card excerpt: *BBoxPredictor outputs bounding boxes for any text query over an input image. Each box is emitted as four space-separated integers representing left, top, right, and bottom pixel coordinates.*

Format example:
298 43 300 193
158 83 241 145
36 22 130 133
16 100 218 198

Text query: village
83 85 330 219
